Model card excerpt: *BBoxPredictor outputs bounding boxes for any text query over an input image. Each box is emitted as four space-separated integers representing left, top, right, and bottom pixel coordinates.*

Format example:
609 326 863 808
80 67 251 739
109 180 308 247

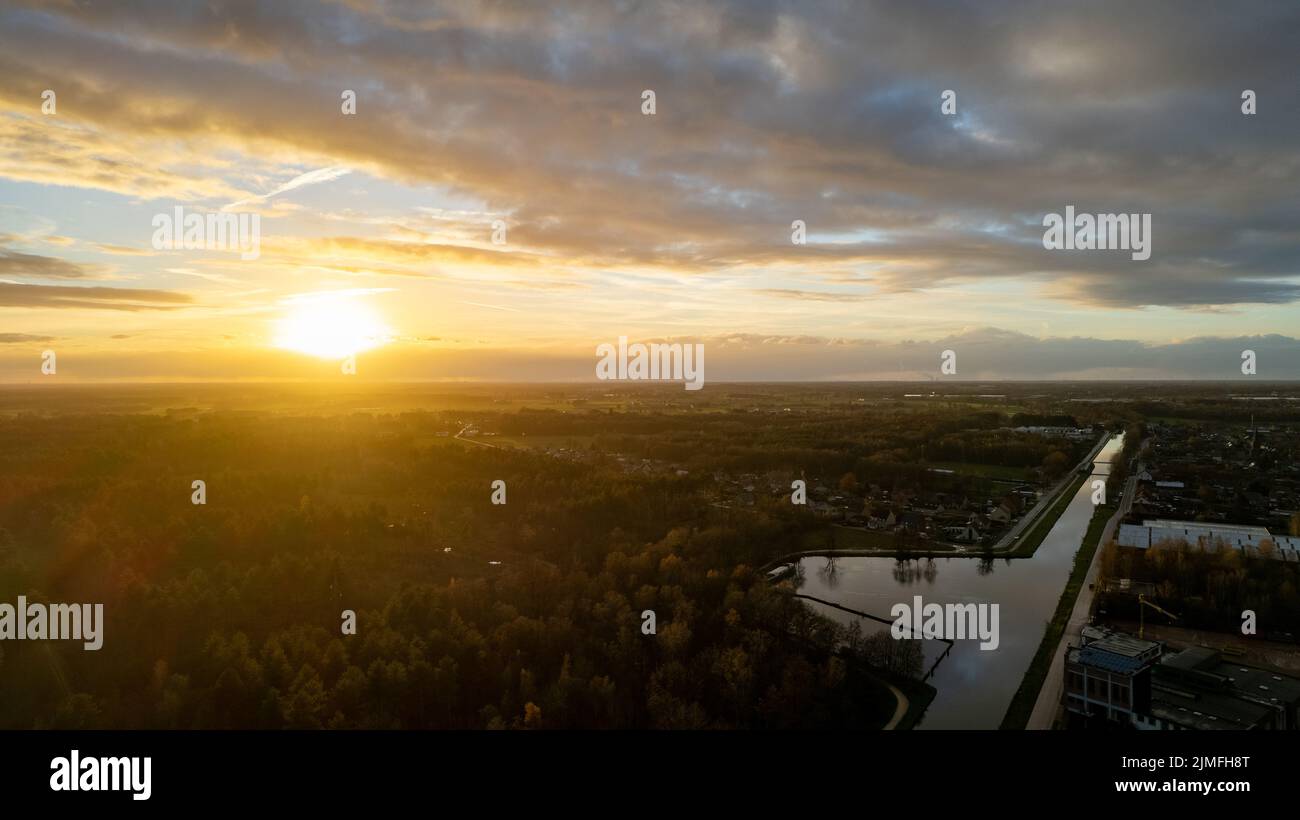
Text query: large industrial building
1117 519 1300 561
1063 627 1300 730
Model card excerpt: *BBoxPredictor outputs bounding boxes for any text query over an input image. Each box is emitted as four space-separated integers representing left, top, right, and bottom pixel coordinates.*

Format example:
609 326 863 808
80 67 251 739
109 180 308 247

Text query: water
795 434 1124 728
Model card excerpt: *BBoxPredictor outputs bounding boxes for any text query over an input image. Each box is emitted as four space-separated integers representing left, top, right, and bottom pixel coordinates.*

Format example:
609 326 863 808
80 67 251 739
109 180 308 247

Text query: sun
273 294 392 359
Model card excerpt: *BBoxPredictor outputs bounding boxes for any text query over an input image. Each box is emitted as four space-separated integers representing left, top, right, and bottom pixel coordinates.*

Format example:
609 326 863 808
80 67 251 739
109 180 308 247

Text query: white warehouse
1118 519 1300 561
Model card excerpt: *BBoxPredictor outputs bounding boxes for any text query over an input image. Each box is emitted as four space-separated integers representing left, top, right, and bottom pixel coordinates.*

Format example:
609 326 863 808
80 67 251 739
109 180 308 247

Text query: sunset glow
1 1 1298 383
273 295 392 360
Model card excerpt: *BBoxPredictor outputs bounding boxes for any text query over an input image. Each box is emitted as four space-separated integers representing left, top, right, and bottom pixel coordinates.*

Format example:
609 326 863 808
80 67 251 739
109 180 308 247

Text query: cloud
500 279 588 291
0 111 245 201
258 235 540 275
92 243 156 256
0 248 98 279
458 300 521 313
1 325 1293 381
755 288 871 302
1 0 1299 379
224 165 352 210
0 333 55 343
0 282 192 310
279 287 396 304
672 328 1300 381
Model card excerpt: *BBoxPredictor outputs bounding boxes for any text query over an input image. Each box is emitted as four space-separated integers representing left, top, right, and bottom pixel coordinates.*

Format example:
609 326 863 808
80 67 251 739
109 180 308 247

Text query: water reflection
795 434 1123 729
890 557 939 585
817 555 840 588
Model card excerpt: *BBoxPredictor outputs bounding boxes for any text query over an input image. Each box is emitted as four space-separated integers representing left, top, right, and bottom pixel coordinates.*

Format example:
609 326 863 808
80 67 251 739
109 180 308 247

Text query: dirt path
881 682 910 730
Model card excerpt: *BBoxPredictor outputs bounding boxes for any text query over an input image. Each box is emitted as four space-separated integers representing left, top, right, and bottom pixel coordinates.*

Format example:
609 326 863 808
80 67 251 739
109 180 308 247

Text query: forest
1097 539 1300 637
0 393 933 728
2 382 1286 728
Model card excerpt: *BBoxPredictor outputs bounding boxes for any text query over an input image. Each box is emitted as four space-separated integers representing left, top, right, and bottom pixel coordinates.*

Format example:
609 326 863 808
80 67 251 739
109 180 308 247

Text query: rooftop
1143 519 1270 536
1149 676 1277 730
1078 626 1162 659
1074 646 1149 674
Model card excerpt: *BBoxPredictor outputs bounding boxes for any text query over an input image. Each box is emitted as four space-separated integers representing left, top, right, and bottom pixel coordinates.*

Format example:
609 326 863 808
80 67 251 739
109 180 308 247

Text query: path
454 425 501 449
780 591 929 730
882 682 910 730
1026 473 1136 729
993 432 1110 552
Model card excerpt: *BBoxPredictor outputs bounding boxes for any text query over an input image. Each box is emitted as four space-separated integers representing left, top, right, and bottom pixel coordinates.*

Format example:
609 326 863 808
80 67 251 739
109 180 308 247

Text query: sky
2 0 1300 381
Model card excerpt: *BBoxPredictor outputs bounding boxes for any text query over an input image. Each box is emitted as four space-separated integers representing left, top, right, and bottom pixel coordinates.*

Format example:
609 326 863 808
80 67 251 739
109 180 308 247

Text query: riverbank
1000 498 1116 729
1004 472 1089 558
780 433 1111 568
776 433 1127 728
776 609 938 729
780 471 1087 568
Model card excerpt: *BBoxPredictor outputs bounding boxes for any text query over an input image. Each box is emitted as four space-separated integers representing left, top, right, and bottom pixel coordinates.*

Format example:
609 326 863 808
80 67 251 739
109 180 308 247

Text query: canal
794 433 1124 728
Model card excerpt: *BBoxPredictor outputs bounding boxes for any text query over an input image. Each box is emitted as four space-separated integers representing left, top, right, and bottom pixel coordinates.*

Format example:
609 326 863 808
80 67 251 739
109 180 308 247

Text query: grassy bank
1005 472 1090 557
1000 499 1117 729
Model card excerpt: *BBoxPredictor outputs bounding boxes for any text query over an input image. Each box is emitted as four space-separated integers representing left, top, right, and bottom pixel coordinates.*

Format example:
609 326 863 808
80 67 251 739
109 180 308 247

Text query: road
454 425 501 449
1026 472 1137 729
993 432 1111 552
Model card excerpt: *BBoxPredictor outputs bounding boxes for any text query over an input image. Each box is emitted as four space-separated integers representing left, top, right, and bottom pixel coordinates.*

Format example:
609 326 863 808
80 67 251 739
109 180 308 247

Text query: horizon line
4 378 1300 387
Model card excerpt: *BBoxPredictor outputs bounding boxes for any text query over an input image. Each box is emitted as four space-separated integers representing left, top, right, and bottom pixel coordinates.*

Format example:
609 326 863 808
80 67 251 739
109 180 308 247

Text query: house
868 511 897 530
811 501 839 519
897 511 927 532
944 524 982 543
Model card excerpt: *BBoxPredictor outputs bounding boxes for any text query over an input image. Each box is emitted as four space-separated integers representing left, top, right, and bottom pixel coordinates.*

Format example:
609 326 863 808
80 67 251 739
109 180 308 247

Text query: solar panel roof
1078 646 1148 674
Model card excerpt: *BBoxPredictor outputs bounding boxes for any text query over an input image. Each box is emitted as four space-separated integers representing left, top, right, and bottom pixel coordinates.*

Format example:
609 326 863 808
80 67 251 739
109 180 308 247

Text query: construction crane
1137 593 1179 639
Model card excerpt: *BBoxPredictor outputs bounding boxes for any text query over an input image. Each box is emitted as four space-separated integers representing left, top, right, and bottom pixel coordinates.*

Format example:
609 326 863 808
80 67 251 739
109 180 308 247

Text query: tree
283 667 328 729
51 694 104 730
1042 450 1070 480
523 701 543 729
